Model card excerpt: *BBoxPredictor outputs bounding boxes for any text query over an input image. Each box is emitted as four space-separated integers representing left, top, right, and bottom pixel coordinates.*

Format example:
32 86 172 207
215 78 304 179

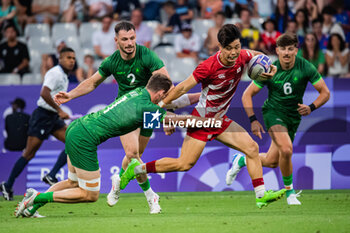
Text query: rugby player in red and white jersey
122 24 286 208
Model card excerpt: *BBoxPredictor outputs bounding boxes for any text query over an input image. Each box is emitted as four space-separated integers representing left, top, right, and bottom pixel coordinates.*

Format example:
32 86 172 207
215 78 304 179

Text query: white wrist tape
158 100 165 108
166 94 191 109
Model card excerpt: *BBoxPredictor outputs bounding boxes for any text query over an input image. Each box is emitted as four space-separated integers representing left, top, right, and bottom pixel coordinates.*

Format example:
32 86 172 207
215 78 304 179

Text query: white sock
134 164 146 175
144 187 155 199
254 185 266 199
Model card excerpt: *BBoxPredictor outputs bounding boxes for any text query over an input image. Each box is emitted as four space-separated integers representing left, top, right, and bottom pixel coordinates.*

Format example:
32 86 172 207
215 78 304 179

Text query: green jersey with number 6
98 44 165 98
253 56 322 117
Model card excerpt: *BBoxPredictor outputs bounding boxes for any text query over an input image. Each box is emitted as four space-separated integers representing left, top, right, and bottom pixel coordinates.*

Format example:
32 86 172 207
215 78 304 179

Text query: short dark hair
60 47 75 55
327 33 346 51
115 21 135 35
276 33 299 47
11 98 26 109
311 18 322 26
217 24 241 48
215 11 226 18
239 8 251 17
322 5 336 15
163 1 176 9
146 73 172 93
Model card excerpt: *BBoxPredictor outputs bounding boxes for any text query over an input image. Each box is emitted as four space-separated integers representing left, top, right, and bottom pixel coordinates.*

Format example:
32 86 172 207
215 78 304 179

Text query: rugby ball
247 55 272 81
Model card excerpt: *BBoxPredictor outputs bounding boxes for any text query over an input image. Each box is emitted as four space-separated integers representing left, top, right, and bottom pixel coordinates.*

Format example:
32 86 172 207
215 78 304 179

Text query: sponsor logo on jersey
143 110 162 129
218 74 225 79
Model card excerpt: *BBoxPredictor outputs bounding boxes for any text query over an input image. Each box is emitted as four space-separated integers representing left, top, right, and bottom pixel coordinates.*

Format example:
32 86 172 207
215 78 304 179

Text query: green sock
119 168 125 177
238 156 246 167
34 192 54 204
28 203 45 215
138 179 151 192
283 174 295 197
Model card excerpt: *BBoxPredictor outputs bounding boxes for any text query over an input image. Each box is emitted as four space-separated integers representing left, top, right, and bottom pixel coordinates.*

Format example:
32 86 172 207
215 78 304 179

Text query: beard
120 45 135 55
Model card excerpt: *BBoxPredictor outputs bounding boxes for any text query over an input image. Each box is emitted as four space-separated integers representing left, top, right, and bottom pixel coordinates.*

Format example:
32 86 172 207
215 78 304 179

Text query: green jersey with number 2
254 56 322 117
98 44 165 98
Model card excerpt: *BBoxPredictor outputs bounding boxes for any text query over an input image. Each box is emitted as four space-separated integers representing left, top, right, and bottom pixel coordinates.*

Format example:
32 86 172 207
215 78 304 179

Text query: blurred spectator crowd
0 0 350 85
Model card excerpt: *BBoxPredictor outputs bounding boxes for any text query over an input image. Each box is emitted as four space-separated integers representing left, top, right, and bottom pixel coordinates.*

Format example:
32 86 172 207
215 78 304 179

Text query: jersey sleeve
253 79 267 88
98 57 112 78
241 49 253 65
192 61 209 83
43 70 58 90
143 48 165 72
307 60 322 85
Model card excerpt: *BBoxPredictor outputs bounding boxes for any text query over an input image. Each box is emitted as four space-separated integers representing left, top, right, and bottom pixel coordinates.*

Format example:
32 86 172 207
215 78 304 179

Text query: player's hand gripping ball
247 55 272 81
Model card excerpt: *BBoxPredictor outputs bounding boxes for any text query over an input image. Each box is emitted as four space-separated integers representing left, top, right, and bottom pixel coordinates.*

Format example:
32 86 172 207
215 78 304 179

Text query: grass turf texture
1 190 349 233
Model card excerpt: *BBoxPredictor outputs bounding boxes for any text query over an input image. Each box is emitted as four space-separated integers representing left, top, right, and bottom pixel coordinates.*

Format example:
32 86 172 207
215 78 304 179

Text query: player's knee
68 179 78 187
245 141 259 158
125 150 139 160
280 146 293 158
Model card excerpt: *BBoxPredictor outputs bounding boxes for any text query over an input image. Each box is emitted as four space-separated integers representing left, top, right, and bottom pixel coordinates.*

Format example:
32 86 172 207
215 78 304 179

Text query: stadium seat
27 36 54 54
151 33 161 49
192 19 214 42
76 48 95 66
29 49 42 74
52 23 78 42
154 46 176 67
250 18 264 32
24 23 50 39
144 20 159 31
22 73 43 85
225 18 242 25
163 33 177 45
0 73 21 85
65 36 81 52
169 57 197 80
79 22 102 49
169 69 187 82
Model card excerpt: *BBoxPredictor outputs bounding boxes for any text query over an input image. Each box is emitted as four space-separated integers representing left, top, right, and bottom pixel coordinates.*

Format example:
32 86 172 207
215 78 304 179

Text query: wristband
249 115 257 123
158 100 165 108
309 103 316 112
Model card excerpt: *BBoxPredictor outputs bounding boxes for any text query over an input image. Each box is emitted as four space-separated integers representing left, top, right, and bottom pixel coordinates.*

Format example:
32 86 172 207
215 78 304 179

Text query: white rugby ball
247 55 272 81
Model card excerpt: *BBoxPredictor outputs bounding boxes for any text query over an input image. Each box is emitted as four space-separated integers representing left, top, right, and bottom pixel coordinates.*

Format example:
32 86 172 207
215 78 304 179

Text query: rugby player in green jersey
226 33 330 205
54 21 200 213
15 74 218 217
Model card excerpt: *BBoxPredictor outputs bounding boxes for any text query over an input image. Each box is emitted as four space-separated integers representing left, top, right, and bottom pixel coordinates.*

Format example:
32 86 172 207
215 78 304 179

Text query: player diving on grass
14 74 219 218
119 24 287 208
226 32 330 205
54 21 200 214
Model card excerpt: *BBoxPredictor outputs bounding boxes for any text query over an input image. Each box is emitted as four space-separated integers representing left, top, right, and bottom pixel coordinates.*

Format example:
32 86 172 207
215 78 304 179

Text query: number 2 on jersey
127 73 136 85
283 82 292 95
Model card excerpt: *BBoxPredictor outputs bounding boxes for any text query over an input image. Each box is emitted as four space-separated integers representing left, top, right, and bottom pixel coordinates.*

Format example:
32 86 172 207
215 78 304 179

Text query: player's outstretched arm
297 78 330 116
54 71 106 105
159 75 198 108
242 82 265 139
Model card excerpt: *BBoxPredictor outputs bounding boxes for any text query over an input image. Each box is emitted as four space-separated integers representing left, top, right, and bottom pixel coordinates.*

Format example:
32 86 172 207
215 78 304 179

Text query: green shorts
262 108 301 142
65 119 99 171
140 127 153 137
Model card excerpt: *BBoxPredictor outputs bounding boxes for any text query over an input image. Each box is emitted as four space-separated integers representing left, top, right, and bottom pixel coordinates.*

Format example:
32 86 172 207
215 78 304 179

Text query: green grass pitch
1 190 349 233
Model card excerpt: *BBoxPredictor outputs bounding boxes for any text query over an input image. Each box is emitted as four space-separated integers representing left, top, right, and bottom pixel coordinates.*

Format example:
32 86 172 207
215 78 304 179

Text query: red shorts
186 110 233 142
